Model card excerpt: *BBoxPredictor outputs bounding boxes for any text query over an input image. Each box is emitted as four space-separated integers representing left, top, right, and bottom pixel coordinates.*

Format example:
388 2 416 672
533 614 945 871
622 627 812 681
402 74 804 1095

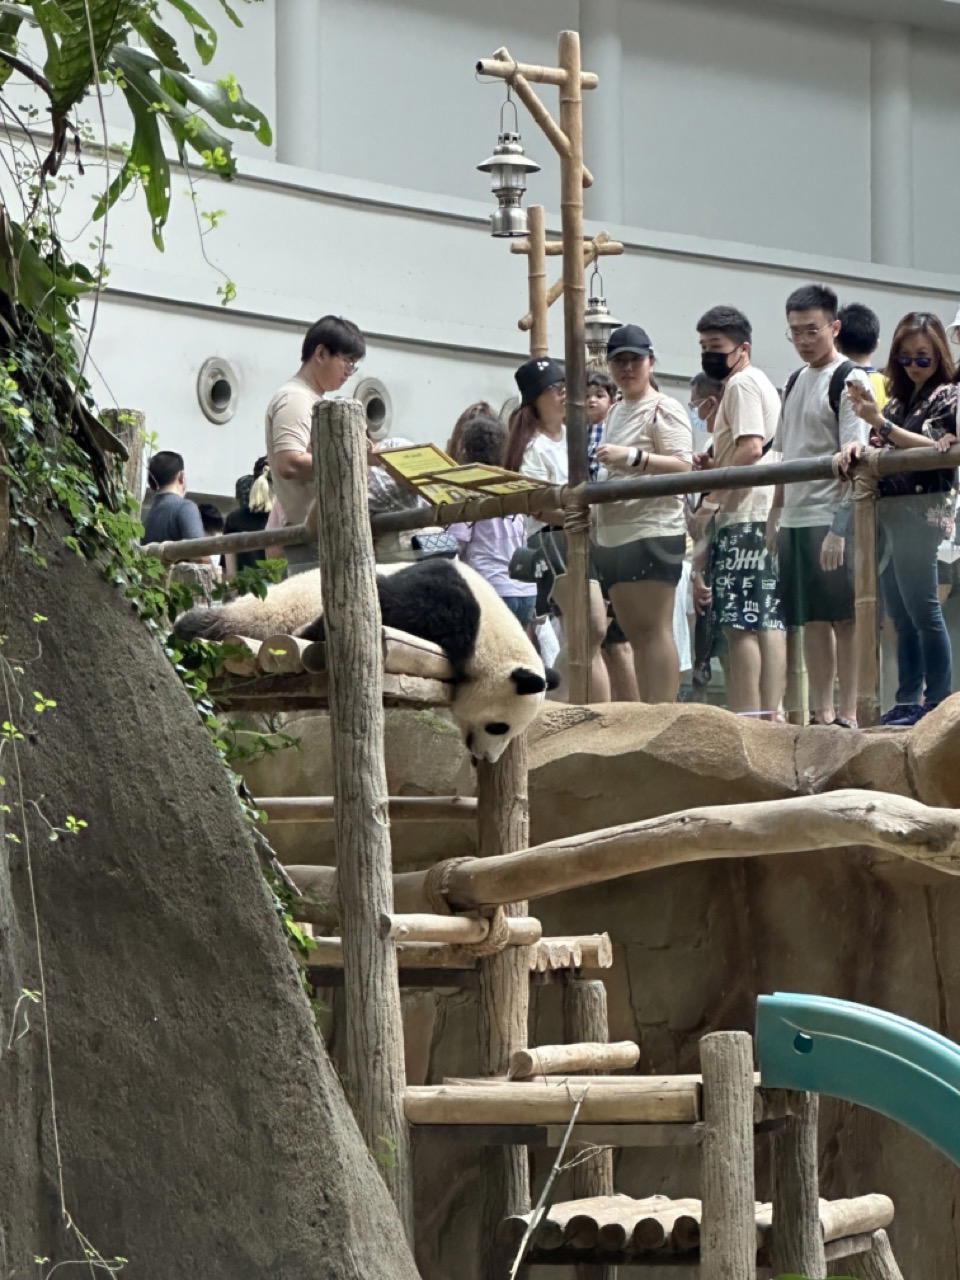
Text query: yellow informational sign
378 446 549 505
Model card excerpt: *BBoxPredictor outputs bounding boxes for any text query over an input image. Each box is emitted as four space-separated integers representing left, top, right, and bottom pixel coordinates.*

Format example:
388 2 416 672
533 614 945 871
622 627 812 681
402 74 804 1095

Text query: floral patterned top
878 380 959 535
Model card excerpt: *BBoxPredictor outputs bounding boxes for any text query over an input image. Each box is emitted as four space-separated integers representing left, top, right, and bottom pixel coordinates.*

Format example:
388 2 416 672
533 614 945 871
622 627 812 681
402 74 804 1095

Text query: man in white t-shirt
265 314 366 574
766 284 870 726
692 305 785 718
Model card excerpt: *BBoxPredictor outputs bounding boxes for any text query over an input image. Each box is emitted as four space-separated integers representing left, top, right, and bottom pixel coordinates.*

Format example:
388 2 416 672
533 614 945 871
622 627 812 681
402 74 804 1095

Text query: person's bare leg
551 575 610 702
723 630 762 715
759 628 787 720
802 620 837 723
610 581 680 702
603 642 640 701
834 618 857 724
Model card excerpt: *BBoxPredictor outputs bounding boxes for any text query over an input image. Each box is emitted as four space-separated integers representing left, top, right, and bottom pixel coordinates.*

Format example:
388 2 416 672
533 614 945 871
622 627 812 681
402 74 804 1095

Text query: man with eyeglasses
265 314 365 575
766 283 870 727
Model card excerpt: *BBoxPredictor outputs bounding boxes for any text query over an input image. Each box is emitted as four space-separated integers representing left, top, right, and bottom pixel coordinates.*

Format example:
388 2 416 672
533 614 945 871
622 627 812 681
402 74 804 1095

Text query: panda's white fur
174 559 554 763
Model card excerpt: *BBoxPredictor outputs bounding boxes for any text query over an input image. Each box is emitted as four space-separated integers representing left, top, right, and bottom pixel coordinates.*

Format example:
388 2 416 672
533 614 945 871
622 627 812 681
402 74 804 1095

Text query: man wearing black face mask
691 305 785 718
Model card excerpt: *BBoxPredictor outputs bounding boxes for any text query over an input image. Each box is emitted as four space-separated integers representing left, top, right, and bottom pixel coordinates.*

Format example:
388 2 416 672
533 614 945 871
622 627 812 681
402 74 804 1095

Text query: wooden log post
311 398 412 1236
853 468 881 727
508 1040 638 1079
844 1229 905 1280
700 1031 756 1280
558 29 593 708
527 204 549 359
476 736 532 1280
102 407 147 499
564 976 616 1280
769 1090 826 1278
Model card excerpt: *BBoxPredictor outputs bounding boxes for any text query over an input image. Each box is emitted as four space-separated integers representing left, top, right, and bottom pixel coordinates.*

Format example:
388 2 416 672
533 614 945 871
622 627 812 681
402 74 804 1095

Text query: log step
499 1192 895 1258
217 626 454 681
380 912 541 946
259 795 478 823
404 1077 703 1125
509 1041 639 1079
302 932 614 972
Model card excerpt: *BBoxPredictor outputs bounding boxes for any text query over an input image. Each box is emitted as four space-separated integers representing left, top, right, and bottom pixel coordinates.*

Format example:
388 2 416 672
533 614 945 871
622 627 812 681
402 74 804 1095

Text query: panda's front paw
295 614 326 642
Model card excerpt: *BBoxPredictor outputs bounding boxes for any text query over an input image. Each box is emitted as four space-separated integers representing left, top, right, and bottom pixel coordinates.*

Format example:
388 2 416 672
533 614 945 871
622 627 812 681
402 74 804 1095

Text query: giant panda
174 558 558 764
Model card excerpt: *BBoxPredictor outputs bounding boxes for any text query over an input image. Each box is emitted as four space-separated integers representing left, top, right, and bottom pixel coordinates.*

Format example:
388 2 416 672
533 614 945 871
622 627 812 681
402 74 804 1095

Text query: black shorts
711 521 784 633
529 527 599 615
777 525 854 627
592 535 685 591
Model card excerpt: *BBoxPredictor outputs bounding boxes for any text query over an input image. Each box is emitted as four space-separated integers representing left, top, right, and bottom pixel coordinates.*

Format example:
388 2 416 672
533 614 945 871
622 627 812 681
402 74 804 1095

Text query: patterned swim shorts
710 521 785 633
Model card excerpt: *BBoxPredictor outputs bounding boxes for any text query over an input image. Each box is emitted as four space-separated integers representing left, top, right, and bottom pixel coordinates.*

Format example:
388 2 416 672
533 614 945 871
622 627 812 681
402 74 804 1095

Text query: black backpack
782 359 855 421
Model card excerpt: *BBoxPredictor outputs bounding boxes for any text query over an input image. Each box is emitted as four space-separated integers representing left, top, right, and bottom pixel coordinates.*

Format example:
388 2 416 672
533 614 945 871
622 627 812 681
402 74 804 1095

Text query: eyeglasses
785 323 832 343
895 354 934 368
339 355 361 374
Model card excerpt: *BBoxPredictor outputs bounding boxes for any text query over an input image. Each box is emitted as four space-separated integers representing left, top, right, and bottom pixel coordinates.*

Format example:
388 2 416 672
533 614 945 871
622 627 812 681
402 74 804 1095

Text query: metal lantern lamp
584 265 620 360
476 89 540 238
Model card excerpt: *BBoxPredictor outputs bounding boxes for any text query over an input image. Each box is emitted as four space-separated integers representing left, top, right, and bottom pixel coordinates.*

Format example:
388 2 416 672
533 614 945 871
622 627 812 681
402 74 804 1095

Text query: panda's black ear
544 666 560 690
510 666 547 696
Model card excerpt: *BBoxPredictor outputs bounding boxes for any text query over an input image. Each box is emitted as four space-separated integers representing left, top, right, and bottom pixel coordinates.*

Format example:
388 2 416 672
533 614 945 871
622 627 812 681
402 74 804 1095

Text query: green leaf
160 61 271 145
42 0 141 115
0 9 25 88
164 0 217 63
129 9 189 71
98 53 172 248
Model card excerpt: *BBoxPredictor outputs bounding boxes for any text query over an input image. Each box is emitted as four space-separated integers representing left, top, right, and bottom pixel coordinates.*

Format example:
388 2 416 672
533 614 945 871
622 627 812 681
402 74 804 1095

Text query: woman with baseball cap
505 356 610 700
595 324 694 702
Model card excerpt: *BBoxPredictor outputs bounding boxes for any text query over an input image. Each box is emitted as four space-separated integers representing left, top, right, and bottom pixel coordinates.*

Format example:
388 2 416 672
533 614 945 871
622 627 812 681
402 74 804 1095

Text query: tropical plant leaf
160 63 271 144
0 13 21 87
129 9 188 71
100 47 173 247
41 0 140 115
163 0 216 63
211 0 242 27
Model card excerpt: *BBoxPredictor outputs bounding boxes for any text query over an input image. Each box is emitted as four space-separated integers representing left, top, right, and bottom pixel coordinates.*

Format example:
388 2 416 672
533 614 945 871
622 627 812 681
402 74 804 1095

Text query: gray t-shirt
141 491 205 543
774 359 869 528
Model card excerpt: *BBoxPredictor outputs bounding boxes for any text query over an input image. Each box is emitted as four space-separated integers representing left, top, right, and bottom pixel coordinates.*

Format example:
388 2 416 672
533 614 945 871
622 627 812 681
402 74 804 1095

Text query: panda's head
453 664 560 764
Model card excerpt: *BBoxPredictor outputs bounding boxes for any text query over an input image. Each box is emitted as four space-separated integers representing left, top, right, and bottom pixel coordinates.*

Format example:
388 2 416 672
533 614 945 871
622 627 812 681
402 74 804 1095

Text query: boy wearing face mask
691 306 786 718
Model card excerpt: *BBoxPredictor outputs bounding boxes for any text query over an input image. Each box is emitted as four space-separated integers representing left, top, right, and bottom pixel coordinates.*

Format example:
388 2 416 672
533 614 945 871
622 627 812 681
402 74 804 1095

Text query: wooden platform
208 626 454 712
501 1192 894 1268
306 932 614 989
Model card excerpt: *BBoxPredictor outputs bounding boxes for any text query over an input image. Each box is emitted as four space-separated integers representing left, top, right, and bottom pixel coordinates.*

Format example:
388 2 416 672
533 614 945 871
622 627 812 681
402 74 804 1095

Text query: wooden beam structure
508 1040 638 1079
259 795 477 824
311 397 412 1236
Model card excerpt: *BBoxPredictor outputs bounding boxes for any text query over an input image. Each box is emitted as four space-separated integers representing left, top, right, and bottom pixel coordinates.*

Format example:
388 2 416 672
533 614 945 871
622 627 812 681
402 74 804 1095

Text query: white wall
6 0 959 500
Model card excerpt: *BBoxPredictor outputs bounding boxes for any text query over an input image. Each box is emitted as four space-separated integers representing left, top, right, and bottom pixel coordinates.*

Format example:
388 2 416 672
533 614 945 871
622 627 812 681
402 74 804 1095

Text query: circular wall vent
197 357 238 424
352 376 393 440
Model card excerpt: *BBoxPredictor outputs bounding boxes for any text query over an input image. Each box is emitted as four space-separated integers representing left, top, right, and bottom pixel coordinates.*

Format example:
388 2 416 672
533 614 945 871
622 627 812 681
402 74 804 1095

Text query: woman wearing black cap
223 456 274 578
595 325 693 702
505 356 610 700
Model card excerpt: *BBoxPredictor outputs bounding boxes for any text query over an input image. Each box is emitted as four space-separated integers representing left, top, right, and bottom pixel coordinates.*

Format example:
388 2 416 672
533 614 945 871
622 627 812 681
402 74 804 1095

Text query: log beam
508 1040 638 1079
261 796 477 824
844 1228 905 1280
380 912 541 946
405 1078 701 1125
700 1032 756 1280
312 397 412 1235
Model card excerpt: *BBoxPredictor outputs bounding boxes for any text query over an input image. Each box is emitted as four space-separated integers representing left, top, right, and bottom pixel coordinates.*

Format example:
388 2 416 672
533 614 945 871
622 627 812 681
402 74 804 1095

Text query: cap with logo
607 324 654 360
514 356 566 408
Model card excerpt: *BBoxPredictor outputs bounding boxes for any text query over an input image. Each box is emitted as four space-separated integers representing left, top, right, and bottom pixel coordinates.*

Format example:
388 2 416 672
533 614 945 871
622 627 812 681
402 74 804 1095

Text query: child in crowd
446 414 537 626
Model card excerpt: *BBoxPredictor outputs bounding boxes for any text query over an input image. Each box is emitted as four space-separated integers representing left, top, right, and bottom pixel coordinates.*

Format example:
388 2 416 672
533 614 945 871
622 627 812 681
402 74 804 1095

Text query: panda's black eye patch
484 722 510 736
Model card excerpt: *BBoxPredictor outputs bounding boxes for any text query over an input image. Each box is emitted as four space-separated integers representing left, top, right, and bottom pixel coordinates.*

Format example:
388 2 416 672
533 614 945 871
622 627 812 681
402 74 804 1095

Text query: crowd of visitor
143 285 960 726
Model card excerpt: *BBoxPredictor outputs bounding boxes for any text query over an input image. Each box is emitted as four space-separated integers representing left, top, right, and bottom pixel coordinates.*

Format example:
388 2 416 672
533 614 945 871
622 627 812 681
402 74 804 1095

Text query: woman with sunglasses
843 311 959 726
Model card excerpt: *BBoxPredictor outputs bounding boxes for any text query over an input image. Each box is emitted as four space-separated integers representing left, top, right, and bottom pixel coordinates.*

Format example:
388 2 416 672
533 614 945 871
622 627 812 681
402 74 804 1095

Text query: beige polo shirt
265 376 321 526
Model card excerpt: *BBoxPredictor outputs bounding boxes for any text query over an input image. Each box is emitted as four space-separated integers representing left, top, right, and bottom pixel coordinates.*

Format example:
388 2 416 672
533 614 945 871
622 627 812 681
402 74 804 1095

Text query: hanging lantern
476 89 540 238
584 265 621 361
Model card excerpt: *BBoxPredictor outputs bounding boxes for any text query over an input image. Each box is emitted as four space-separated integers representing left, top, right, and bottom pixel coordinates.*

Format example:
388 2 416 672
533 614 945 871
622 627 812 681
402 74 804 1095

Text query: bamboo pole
380 912 541 946
518 235 624 331
844 1229 905 1280
769 1090 826 1277
527 204 549 358
854 470 881 728
700 1031 756 1280
260 796 478 824
564 976 617 1280
510 235 623 256
311 398 412 1236
479 48 599 90
508 1040 638 1079
476 737 533 1280
557 29 593 707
